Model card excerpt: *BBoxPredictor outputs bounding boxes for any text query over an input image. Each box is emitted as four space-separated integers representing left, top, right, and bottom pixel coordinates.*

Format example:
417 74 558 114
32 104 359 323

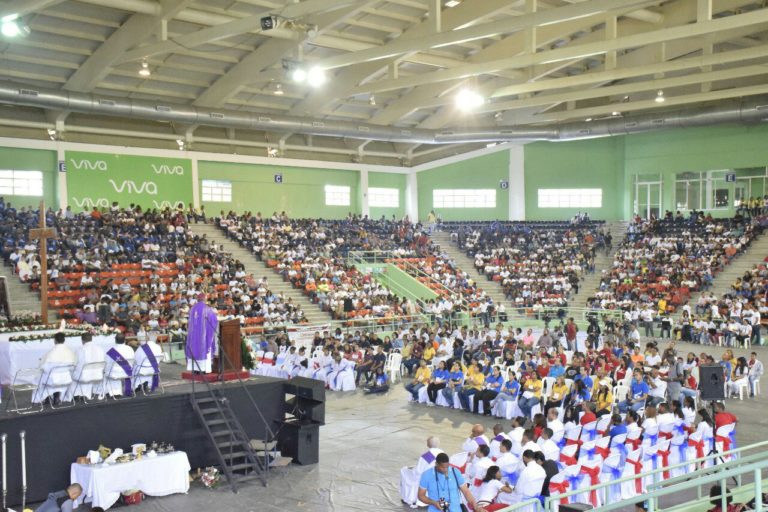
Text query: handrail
491 440 768 512
398 259 471 311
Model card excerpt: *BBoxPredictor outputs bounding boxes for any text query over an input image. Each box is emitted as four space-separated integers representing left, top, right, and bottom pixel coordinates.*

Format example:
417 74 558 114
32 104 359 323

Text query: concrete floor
57 339 768 512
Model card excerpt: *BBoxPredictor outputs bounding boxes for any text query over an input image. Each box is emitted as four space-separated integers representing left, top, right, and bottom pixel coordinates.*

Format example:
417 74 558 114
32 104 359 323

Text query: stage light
273 83 284 95
445 0 461 7
139 60 151 77
369 95 376 106
455 89 484 111
176 138 185 151
291 68 307 83
307 67 327 87
267 147 278 157
655 90 665 103
611 111 622 117
47 128 57 140
1 15 25 38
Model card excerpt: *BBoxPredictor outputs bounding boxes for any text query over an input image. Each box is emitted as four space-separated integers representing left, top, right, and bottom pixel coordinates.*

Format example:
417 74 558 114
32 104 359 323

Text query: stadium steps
689 230 768 306
572 220 629 308
1 267 50 319
187 223 331 325
429 230 522 321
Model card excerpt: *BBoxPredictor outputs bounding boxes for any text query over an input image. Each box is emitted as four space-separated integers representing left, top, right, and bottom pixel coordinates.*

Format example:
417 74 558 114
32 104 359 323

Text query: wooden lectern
214 318 242 374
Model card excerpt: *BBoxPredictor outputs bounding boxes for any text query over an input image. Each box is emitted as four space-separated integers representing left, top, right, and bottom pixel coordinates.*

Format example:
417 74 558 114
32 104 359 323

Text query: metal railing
492 440 768 512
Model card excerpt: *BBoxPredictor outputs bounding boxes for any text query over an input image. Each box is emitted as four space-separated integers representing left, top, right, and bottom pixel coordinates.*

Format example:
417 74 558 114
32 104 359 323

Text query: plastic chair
39 364 76 409
131 357 164 396
5 368 44 414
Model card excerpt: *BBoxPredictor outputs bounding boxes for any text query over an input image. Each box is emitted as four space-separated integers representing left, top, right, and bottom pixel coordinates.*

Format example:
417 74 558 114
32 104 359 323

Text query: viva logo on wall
66 151 193 211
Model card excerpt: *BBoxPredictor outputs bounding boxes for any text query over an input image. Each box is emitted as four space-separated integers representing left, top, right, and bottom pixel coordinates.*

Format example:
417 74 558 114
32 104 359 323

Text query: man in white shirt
462 424 491 458
489 424 511 460
400 436 444 508
468 445 493 489
520 429 542 455
536 428 560 462
748 351 764 398
64 332 105 402
103 333 135 397
133 335 163 394
495 439 521 483
546 408 564 440
496 450 547 510
33 332 77 405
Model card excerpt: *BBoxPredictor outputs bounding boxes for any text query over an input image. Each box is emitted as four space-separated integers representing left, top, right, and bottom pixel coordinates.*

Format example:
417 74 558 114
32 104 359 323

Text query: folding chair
5 368 44 414
39 364 76 409
69 361 106 403
131 357 164 396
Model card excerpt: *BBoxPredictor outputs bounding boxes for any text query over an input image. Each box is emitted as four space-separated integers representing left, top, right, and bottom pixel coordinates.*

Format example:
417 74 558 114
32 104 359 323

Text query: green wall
198 161 362 219
368 171 406 220
417 151 510 222
524 137 626 221
65 151 193 212
0 146 57 209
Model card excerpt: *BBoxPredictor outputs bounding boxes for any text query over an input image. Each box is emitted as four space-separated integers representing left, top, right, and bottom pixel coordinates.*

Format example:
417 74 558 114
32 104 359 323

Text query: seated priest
32 331 76 406
400 436 444 508
63 332 106 402
103 333 135 398
133 335 163 394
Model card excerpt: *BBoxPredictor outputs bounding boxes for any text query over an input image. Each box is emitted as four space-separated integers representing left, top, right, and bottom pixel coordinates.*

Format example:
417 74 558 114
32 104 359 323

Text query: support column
359 169 370 217
191 155 200 209
56 143 67 211
508 146 525 221
405 172 418 222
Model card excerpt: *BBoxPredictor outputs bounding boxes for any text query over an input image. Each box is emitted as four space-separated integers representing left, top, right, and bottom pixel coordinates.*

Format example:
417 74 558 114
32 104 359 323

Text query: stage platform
0 363 288 506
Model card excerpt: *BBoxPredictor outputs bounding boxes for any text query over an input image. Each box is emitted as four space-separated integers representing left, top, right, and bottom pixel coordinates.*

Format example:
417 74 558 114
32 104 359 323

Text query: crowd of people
396 317 753 510
1 201 308 333
590 214 758 312
444 220 605 308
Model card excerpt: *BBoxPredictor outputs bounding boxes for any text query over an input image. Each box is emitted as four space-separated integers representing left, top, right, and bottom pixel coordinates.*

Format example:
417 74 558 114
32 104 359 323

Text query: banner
65 151 193 211
288 324 330 352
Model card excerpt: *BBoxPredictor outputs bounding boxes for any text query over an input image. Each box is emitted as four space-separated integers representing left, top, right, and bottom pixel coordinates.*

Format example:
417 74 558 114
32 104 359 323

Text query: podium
213 318 242 374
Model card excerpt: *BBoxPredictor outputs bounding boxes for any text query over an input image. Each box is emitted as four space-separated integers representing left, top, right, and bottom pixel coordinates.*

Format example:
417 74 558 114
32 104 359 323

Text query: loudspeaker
287 377 325 401
699 364 726 401
559 504 593 512
260 16 275 30
343 298 354 312
278 421 319 465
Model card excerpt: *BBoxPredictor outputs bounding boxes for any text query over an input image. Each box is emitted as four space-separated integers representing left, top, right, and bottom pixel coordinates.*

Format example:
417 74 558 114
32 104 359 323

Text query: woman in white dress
473 465 513 510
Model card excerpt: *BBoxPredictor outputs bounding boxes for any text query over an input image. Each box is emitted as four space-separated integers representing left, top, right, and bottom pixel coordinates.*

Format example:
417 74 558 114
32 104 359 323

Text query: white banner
288 324 330 352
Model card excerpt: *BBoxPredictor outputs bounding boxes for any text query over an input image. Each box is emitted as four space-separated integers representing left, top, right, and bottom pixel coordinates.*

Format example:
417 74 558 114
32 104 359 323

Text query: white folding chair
39 364 76 409
131 357 164 396
69 361 106 403
5 368 44 414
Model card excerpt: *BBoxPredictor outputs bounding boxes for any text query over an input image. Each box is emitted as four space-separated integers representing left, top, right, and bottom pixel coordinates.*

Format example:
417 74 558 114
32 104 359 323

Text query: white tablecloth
0 334 116 385
71 451 191 510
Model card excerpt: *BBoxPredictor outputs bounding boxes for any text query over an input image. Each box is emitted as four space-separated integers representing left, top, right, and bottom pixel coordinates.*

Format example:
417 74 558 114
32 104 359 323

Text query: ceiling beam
193 3 373 108
286 0 525 116
348 8 768 95
314 0 662 70
533 83 768 123
0 0 65 19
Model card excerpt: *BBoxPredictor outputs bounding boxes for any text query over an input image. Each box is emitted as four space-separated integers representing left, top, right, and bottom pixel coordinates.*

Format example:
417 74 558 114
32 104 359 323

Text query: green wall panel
198 161 361 219
368 171 406 220
65 151 192 212
0 146 57 209
417 151 510 222
524 137 625 221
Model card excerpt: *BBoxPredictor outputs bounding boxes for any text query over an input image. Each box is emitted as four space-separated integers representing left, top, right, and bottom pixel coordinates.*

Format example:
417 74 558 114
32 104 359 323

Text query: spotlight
260 16 275 31
445 0 461 6
1 15 27 38
176 138 185 150
47 128 57 140
307 67 326 87
611 111 621 117
655 90 665 103
369 95 376 106
585 117 593 122
273 83 284 95
267 147 278 157
291 68 307 83
139 60 151 77
455 89 484 111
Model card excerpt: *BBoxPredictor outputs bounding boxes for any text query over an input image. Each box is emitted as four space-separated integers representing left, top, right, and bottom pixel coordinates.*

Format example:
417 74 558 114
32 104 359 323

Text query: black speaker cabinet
559 504 593 512
278 421 320 465
343 298 354 312
287 377 325 401
284 378 325 424
699 364 727 401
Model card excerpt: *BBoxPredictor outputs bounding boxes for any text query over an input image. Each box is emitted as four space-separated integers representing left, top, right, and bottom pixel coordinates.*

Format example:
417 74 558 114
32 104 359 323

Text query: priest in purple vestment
186 293 219 373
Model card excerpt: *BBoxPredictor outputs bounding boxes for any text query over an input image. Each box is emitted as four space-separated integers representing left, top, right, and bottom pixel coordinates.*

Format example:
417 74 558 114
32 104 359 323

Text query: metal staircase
190 387 268 491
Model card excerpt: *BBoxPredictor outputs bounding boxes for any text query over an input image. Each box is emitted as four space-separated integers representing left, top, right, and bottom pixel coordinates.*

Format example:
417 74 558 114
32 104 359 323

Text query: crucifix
29 201 57 324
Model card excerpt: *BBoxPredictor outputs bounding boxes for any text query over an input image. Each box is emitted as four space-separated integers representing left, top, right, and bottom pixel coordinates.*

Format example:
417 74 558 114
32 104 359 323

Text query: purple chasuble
185 301 218 362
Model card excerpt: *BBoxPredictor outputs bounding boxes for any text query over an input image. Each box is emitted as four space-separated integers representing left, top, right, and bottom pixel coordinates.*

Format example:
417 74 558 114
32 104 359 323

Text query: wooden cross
29 201 57 324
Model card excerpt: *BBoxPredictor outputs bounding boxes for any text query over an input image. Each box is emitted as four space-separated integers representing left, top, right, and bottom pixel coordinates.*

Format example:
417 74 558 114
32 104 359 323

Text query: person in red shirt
714 401 738 430
579 401 597 426
536 357 550 379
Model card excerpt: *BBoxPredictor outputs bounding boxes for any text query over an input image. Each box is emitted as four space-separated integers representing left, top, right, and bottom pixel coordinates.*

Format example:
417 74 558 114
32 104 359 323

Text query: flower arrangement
199 466 221 488
8 330 85 342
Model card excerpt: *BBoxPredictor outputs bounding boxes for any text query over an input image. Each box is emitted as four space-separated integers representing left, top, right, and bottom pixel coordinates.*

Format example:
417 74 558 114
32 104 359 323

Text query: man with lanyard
418 452 487 512
618 369 650 413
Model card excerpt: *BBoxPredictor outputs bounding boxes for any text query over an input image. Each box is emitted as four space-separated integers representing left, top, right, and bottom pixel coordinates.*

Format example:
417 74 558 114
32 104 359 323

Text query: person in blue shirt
441 361 464 405
574 366 593 391
427 361 449 404
490 369 520 410
364 367 389 394
418 452 487 512
474 366 504 415
618 370 650 413
608 413 627 439
548 359 565 379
